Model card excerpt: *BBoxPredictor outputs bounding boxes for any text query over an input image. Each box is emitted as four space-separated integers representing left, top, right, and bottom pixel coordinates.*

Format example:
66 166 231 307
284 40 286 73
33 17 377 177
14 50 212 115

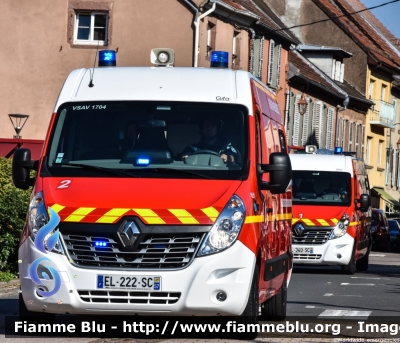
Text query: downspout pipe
182 0 199 67
194 0 217 67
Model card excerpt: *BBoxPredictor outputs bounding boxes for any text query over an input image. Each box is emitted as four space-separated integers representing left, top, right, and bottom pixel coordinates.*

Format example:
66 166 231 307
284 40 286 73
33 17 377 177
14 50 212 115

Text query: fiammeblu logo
28 208 62 297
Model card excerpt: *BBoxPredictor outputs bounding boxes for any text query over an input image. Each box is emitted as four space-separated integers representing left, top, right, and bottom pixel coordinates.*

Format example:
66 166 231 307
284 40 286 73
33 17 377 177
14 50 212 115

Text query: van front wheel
233 269 259 340
342 246 356 275
261 275 287 321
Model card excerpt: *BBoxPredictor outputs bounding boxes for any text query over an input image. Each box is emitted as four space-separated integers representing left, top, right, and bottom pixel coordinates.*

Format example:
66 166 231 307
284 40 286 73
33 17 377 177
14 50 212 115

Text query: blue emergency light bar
98 50 116 67
334 147 343 154
210 51 229 68
95 241 108 247
136 158 150 165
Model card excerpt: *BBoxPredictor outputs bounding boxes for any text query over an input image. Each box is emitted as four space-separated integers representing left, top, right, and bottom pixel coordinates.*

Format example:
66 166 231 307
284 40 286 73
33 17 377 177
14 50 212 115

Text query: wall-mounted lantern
298 94 307 115
8 114 29 139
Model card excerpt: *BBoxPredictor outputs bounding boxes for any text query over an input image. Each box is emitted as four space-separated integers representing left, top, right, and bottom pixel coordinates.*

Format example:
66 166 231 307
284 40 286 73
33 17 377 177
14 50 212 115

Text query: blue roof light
98 50 116 67
210 51 229 68
334 146 343 154
136 158 150 165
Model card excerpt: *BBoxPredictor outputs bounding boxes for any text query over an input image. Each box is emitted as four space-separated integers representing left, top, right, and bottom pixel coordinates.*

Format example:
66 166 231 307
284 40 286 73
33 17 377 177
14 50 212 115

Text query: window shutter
325 107 334 150
284 91 292 141
292 94 301 146
311 101 323 147
392 149 396 187
301 99 310 146
267 39 275 85
335 111 341 147
275 44 282 88
341 119 346 148
361 125 365 161
348 122 353 151
258 38 264 80
355 124 359 158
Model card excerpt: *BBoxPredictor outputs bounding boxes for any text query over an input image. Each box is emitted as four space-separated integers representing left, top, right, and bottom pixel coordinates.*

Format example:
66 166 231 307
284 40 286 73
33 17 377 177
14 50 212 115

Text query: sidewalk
0 280 19 298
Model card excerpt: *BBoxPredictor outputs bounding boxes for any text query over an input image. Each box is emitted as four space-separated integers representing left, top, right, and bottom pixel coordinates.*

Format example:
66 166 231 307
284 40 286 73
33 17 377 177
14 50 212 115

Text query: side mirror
259 152 292 194
356 194 370 212
12 148 38 190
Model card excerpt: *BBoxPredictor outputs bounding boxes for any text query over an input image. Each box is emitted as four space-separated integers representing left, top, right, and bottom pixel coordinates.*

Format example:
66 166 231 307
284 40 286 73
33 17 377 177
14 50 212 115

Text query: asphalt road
0 251 399 342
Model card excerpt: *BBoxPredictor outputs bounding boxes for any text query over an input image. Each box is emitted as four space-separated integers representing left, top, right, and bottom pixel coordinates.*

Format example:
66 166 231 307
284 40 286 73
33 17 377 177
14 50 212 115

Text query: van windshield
292 170 351 206
44 101 249 180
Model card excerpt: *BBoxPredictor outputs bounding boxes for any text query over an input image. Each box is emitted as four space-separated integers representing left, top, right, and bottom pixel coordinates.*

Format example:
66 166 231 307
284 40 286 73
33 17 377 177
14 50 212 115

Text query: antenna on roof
88 40 100 88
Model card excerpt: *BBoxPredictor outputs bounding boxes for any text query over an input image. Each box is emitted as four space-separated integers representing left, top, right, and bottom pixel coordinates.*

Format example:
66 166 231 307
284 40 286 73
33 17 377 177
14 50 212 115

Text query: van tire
356 252 369 271
261 274 287 321
341 246 356 275
233 269 259 340
19 293 55 323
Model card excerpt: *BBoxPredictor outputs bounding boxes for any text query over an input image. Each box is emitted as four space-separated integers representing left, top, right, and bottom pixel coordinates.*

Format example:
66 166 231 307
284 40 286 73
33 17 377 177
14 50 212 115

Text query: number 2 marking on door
57 180 71 189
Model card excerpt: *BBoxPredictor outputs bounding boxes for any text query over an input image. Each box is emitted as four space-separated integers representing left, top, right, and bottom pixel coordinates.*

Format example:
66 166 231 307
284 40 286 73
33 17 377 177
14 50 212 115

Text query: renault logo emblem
118 221 140 247
293 223 306 237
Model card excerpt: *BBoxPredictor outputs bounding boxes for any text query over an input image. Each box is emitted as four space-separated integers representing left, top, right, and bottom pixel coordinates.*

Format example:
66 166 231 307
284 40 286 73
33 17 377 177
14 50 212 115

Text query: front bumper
293 233 354 266
19 237 255 316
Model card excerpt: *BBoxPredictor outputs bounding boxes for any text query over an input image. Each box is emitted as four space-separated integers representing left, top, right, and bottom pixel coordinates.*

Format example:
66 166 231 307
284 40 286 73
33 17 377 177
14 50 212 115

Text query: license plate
97 275 161 291
293 247 314 254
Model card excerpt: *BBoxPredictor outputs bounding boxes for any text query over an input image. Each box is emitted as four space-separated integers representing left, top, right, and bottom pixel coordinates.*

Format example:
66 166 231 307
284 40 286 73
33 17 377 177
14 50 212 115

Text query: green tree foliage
0 158 31 273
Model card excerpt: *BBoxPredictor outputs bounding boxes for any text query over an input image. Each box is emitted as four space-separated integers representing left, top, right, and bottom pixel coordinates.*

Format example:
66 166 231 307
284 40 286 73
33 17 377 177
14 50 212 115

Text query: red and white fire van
12 50 292 325
290 147 371 274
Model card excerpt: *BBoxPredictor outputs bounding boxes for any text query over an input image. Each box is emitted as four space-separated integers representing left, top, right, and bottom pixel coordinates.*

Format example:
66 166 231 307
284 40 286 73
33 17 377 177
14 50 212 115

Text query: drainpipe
182 0 199 67
248 28 255 75
194 0 217 67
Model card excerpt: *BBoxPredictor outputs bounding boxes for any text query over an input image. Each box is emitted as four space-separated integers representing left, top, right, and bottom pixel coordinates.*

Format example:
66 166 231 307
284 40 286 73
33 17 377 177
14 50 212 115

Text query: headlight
197 195 245 257
329 213 350 240
28 191 64 254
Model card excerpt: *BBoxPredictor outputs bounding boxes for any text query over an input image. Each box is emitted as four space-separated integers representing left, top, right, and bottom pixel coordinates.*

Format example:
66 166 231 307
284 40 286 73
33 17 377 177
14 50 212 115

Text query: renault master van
290 147 371 274
12 50 292 326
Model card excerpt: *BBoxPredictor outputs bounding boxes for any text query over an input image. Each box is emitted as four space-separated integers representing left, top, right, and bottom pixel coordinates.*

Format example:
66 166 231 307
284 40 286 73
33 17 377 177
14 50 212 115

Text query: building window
378 140 383 167
361 125 365 161
231 31 241 69
369 79 375 99
381 84 387 101
355 123 360 158
206 21 216 58
366 137 372 165
68 1 112 48
267 39 281 89
75 12 107 45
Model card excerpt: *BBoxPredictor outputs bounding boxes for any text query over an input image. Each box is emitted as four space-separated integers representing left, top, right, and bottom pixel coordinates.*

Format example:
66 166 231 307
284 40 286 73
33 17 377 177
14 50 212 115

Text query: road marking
351 277 389 280
370 254 386 257
319 310 371 317
323 293 362 297
341 283 375 286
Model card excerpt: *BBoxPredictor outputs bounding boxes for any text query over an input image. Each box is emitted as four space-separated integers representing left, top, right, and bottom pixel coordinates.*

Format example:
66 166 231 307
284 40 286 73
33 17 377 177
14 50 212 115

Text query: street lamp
297 94 307 115
8 114 29 139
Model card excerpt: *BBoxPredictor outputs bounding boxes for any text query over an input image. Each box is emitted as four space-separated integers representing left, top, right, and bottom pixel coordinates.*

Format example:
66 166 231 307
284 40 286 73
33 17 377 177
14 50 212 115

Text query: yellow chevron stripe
331 218 339 225
278 213 292 220
201 207 219 222
316 219 330 226
96 208 130 223
292 218 300 224
350 221 360 226
302 219 315 226
64 207 95 222
169 209 199 224
51 204 65 213
133 209 165 224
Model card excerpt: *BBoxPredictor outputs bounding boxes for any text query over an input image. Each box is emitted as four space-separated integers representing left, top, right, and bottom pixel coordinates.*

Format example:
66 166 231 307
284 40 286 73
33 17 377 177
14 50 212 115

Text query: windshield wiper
53 162 137 177
146 167 213 179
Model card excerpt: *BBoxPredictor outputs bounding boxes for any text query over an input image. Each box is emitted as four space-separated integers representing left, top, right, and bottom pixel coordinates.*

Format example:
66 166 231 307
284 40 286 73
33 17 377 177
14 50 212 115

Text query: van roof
289 154 355 175
54 67 272 111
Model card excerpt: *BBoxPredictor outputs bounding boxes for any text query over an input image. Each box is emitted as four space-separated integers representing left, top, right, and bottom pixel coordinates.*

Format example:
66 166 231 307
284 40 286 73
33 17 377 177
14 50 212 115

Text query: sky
359 0 400 38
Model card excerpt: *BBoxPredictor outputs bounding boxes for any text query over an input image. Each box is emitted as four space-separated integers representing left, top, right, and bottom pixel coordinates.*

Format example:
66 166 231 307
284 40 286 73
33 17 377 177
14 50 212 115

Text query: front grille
294 254 322 260
78 290 180 304
62 233 204 270
292 228 332 245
